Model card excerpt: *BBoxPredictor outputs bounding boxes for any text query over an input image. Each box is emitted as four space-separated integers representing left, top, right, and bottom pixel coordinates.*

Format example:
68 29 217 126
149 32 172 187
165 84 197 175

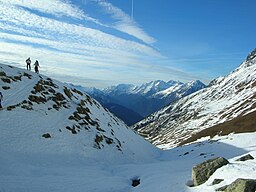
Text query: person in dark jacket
26 57 31 70
0 92 3 108
34 60 40 74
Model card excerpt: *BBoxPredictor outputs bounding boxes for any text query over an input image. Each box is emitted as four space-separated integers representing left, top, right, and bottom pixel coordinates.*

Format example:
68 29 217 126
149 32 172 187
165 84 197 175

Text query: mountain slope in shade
67 84 144 126
103 102 144 126
133 48 256 148
82 79 206 124
179 110 256 146
0 64 159 164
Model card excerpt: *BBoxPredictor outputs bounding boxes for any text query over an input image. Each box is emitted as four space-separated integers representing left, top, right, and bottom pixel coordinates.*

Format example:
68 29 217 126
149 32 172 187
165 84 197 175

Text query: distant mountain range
73 80 206 125
133 48 256 148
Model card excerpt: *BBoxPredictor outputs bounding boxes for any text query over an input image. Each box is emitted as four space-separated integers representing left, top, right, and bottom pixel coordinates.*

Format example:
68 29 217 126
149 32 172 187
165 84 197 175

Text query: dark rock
23 72 32 79
94 134 105 149
216 185 228 191
7 105 16 111
0 71 6 76
246 48 256 62
236 154 254 162
34 83 45 92
2 86 10 90
42 133 51 138
54 92 65 101
132 178 140 187
64 87 73 99
212 179 224 185
104 136 113 144
28 95 47 104
13 75 22 81
1 78 11 83
71 129 77 134
66 126 77 134
192 157 229 186
72 88 83 96
217 178 256 192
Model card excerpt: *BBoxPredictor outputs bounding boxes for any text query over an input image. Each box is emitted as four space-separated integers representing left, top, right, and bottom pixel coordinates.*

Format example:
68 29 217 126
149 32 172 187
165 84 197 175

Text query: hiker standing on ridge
0 91 3 109
34 60 40 74
26 57 31 70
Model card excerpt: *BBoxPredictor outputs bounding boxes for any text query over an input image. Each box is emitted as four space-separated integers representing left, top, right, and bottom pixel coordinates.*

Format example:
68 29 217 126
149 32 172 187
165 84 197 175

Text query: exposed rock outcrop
212 178 224 185
217 178 256 192
192 157 229 186
236 154 254 162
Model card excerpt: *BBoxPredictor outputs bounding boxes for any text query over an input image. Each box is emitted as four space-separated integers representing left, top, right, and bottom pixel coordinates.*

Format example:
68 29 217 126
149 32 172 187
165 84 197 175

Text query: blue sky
0 0 255 88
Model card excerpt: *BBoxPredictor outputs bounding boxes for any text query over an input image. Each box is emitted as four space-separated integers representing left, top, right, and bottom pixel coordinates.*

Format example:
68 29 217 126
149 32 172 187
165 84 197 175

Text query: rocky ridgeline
0 64 126 152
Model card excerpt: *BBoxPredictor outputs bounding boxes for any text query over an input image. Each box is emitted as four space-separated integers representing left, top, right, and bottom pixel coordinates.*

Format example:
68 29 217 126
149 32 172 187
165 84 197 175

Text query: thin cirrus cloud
0 0 159 54
95 0 156 44
2 0 98 22
0 0 156 49
0 0 185 87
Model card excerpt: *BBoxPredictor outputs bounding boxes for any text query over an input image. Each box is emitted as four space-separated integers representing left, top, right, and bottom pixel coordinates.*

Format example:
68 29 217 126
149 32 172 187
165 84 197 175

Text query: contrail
131 0 134 20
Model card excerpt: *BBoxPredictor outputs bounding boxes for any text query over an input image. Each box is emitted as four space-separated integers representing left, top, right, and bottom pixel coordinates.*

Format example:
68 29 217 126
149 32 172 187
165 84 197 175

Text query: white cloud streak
1 0 90 21
0 0 196 88
0 1 159 56
95 0 156 44
1 0 156 45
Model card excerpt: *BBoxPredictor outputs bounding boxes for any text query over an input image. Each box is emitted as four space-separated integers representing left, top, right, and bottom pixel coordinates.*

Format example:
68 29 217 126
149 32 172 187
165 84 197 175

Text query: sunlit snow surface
0 64 256 192
1 132 255 192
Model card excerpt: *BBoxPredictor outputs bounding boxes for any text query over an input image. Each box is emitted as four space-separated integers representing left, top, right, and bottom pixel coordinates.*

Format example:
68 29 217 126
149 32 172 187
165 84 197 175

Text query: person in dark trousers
0 92 3 109
26 57 31 70
34 60 40 74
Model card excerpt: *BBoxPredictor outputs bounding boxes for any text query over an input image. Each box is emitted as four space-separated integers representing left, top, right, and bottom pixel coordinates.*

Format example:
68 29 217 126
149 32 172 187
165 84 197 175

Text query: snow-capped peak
103 84 136 95
134 48 256 148
155 80 206 98
246 48 256 62
237 48 256 69
132 80 172 96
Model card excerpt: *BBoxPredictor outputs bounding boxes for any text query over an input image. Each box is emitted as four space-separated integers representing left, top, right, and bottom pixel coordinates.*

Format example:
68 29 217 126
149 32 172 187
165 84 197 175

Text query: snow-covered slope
1 64 255 192
0 64 159 164
134 48 256 148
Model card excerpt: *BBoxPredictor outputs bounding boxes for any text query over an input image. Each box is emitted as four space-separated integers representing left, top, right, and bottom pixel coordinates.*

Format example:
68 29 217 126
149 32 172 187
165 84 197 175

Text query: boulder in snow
131 178 140 187
42 133 51 138
212 178 224 185
217 178 256 192
236 154 254 162
192 157 229 186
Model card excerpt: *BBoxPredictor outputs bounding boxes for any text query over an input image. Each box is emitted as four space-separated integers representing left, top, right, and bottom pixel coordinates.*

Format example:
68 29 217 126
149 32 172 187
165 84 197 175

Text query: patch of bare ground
179 110 256 146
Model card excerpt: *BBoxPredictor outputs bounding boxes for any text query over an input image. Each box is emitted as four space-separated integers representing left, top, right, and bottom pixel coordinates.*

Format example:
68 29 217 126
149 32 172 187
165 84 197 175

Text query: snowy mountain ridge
101 79 204 98
0 64 159 164
133 48 256 148
81 79 206 124
130 80 180 96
